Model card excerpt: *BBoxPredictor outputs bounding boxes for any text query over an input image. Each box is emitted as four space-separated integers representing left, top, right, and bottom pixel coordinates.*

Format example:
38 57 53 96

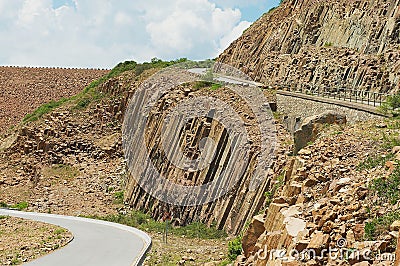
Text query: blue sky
0 0 280 68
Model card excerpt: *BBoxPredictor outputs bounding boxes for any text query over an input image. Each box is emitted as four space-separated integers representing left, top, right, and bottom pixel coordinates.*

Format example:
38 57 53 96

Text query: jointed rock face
219 0 400 93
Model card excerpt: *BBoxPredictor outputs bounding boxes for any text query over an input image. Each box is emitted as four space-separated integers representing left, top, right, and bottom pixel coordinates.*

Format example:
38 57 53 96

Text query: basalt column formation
219 0 400 93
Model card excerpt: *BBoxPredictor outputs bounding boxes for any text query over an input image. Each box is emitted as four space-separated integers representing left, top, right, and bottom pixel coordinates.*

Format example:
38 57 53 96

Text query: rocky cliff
219 0 400 93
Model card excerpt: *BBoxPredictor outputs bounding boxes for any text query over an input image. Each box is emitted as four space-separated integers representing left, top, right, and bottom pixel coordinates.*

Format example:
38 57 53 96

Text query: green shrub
364 222 376 240
357 153 394 171
11 202 28 211
379 93 400 116
113 191 124 204
228 236 243 261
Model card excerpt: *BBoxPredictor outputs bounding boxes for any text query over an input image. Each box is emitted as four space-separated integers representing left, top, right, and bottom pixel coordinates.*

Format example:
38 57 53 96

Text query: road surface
0 209 151 266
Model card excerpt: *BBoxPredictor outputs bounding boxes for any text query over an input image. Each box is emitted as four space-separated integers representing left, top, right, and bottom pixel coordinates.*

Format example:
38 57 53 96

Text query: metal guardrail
273 84 387 107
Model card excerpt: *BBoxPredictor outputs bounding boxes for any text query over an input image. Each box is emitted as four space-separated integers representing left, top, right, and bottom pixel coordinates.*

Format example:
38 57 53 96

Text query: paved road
0 209 151 266
188 68 264 87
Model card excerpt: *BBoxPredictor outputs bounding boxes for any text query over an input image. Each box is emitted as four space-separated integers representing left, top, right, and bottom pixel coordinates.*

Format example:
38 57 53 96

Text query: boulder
307 231 330 254
242 215 266 257
294 111 347 154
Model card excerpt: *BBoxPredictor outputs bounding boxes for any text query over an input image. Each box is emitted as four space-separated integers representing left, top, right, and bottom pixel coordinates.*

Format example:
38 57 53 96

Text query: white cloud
0 0 253 68
219 20 251 52
212 0 264 7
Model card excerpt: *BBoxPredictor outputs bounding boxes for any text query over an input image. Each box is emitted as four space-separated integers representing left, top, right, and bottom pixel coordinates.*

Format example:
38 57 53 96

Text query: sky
0 0 280 69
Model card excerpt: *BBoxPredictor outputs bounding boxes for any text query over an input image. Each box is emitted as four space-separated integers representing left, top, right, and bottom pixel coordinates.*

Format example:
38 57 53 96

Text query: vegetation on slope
84 210 227 240
379 93 400 117
22 58 190 123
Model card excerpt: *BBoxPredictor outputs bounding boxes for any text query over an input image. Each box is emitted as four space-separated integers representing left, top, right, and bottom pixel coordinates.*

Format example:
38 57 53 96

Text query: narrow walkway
0 209 151 266
277 90 388 117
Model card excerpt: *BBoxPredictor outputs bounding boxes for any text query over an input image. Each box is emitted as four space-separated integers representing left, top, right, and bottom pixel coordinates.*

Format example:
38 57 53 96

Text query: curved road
0 209 151 266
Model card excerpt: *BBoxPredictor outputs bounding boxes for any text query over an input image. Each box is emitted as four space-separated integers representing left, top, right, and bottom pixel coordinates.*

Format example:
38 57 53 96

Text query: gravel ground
0 216 72 265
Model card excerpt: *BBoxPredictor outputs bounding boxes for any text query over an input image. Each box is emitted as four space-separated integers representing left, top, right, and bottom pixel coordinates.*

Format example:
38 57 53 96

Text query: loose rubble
238 121 400 265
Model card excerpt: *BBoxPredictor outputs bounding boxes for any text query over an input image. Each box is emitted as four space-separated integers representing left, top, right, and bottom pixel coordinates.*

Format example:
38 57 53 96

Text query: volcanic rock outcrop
219 0 400 93
122 69 288 234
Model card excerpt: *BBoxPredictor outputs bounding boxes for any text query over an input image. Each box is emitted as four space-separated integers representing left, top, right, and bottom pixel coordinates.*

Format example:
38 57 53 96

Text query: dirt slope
0 67 109 134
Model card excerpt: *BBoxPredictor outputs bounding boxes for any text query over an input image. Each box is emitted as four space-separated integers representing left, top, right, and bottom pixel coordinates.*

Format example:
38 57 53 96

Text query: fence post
356 90 358 102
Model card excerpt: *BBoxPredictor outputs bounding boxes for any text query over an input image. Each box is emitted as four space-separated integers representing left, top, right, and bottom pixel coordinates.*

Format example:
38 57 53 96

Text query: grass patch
210 83 222 90
113 191 124 204
10 202 28 211
42 164 80 180
357 131 400 171
369 166 400 205
54 228 66 235
23 98 68 122
192 80 222 90
73 98 91 110
381 132 400 150
84 210 227 239
193 81 214 89
357 153 394 171
365 211 400 240
263 171 285 210
0 216 7 220
134 58 188 76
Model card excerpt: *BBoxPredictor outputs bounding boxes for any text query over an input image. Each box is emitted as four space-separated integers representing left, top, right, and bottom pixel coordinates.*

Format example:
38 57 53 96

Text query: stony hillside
0 62 285 234
0 62 284 265
0 68 144 217
219 0 400 93
0 67 109 134
237 119 400 265
2 61 398 265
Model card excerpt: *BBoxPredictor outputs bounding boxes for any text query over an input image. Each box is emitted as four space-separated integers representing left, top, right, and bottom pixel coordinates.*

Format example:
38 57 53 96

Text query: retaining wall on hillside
277 93 384 133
